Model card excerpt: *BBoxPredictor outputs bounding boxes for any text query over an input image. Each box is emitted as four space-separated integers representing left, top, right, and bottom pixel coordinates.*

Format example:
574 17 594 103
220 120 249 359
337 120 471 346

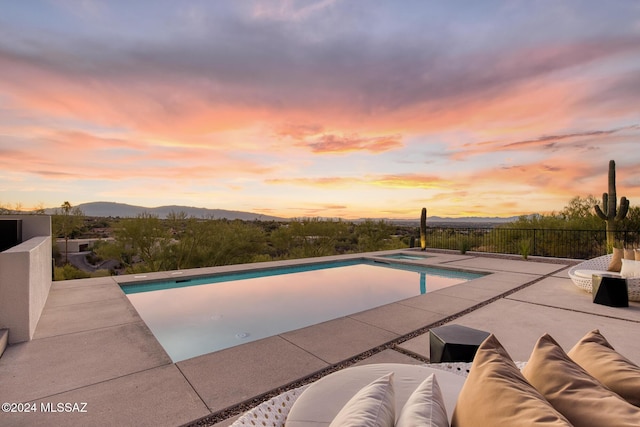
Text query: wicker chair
567 254 640 301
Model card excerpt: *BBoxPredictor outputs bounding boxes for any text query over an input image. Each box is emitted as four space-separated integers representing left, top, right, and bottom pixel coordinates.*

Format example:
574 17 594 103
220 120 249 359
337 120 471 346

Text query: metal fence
425 227 640 259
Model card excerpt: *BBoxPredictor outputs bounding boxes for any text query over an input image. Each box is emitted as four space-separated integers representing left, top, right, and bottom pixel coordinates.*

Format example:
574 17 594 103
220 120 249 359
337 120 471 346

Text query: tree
53 201 85 264
271 218 348 258
115 213 169 272
197 219 269 266
355 219 402 252
621 206 640 230
31 203 46 214
164 212 205 269
561 196 599 221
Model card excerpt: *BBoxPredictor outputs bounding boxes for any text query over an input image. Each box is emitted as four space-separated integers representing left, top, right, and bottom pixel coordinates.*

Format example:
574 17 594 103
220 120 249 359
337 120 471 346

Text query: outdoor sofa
568 253 640 301
231 330 640 426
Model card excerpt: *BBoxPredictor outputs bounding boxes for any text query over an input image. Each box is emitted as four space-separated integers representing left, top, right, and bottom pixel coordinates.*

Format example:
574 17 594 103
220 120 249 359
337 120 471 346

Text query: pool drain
235 332 250 339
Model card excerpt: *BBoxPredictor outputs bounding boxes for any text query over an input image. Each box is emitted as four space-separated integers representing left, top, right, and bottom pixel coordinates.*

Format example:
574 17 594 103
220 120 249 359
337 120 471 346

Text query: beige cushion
624 248 636 260
396 374 448 427
522 333 640 426
608 247 623 271
451 334 571 427
620 258 640 278
568 329 640 407
329 373 395 427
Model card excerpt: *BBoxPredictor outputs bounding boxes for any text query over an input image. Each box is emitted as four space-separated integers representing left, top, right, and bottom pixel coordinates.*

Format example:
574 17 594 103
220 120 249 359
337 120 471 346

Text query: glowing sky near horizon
1 1 639 219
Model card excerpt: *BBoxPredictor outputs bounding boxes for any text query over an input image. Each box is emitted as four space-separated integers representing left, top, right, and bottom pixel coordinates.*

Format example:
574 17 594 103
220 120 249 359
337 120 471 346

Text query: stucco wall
56 237 114 253
0 216 52 344
2 215 50 240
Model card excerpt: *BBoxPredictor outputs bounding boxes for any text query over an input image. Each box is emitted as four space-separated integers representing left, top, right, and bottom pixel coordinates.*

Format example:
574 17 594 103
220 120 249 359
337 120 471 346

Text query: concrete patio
1 250 639 426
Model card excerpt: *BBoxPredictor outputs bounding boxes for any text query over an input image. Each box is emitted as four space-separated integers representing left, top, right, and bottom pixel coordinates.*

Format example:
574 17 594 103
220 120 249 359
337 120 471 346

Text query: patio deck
1 250 639 427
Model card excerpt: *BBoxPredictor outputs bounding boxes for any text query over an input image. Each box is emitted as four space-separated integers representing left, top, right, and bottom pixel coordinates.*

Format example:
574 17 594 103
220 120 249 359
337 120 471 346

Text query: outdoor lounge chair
230 330 640 426
568 254 640 301
231 362 476 427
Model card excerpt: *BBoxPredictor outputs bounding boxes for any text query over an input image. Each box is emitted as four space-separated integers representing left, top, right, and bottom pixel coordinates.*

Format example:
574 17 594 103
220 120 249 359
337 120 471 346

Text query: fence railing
425 227 640 259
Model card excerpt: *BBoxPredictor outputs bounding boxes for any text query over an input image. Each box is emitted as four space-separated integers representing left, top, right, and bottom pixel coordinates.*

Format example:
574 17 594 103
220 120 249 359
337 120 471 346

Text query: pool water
123 260 483 362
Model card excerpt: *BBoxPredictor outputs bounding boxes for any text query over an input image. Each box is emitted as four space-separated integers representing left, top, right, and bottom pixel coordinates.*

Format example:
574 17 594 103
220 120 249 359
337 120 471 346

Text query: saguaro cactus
420 207 427 251
594 160 629 251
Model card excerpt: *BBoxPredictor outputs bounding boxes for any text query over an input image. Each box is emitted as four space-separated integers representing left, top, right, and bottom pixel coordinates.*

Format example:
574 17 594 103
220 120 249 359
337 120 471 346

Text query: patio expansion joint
344 304 447 338
174 363 211 413
20 363 175 404
344 314 405 339
33 319 147 340
276 333 349 366
44 295 129 308
505 296 640 324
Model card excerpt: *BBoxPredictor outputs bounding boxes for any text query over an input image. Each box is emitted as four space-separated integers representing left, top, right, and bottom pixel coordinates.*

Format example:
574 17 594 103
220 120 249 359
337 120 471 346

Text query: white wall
56 237 114 253
2 215 50 240
0 216 52 344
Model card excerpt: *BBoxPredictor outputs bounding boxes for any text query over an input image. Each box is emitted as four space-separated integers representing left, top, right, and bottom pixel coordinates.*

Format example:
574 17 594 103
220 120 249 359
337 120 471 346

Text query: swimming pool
380 253 433 261
122 259 484 362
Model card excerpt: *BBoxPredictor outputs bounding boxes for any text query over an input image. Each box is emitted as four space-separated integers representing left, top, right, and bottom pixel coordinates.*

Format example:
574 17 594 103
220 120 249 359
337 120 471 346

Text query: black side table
592 274 628 307
429 324 490 363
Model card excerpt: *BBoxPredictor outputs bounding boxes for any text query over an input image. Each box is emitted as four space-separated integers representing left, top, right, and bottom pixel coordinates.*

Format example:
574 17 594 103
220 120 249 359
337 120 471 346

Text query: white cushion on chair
396 373 449 427
620 259 640 278
328 373 395 427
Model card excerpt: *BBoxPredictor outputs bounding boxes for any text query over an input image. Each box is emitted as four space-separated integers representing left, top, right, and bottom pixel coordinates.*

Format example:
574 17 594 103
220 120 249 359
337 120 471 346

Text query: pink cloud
462 159 599 196
2 31 638 151
369 174 449 189
266 173 449 190
462 126 637 157
266 176 359 187
0 127 271 183
276 123 325 140
303 134 403 154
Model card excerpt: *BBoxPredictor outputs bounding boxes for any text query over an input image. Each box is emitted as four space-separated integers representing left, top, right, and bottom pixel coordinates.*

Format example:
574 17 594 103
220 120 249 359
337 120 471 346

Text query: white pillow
620 259 640 278
396 373 449 427
329 372 395 427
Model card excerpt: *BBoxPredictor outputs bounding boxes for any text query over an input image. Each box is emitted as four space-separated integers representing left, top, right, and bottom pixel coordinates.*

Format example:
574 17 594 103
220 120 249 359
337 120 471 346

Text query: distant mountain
428 215 519 223
47 202 286 221
44 201 521 224
383 216 519 227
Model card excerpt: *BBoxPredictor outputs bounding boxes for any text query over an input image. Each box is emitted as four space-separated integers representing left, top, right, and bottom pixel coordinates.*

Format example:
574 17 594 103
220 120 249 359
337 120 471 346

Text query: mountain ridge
46 201 286 221
45 201 520 224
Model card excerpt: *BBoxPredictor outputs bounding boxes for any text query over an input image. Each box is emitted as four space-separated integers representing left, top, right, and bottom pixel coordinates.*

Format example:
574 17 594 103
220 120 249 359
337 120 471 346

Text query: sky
1 1 639 219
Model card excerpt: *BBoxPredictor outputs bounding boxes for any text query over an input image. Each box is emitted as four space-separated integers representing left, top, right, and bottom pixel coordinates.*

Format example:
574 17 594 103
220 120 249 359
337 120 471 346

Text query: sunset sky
1 1 639 219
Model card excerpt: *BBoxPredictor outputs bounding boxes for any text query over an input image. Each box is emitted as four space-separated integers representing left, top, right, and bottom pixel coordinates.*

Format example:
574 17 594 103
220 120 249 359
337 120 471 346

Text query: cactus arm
594 205 606 220
594 193 608 220
616 197 629 221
